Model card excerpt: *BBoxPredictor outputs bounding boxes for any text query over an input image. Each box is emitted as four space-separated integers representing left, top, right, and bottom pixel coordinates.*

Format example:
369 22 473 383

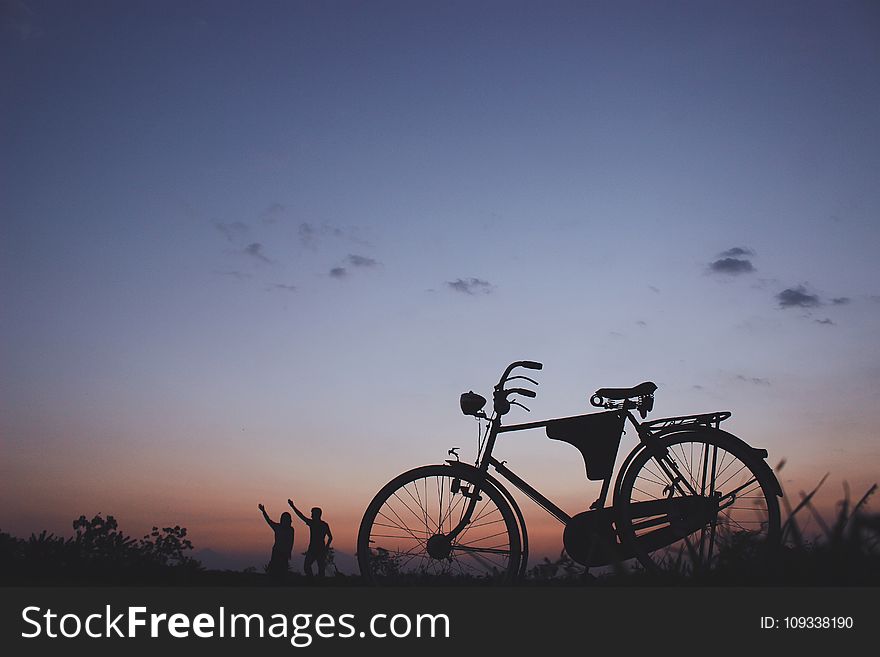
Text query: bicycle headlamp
460 391 487 416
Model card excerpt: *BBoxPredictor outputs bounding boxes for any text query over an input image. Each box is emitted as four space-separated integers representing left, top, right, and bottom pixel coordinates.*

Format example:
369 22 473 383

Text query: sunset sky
2 0 879 571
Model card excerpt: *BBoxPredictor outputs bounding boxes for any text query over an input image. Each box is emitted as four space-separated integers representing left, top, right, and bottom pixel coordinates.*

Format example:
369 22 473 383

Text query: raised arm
288 499 309 524
258 503 277 528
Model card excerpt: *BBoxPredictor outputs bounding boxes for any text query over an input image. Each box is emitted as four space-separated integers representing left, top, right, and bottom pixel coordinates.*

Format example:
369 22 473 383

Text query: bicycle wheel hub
426 534 452 559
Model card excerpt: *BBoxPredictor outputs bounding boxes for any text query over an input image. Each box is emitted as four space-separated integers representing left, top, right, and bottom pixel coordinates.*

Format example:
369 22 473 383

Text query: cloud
298 222 316 247
776 286 820 308
708 246 756 275
719 247 755 258
260 203 286 224
447 278 493 295
831 297 850 305
648 285 660 294
242 242 272 263
329 267 347 279
298 222 371 249
298 222 343 247
814 318 835 325
347 254 378 268
735 375 771 386
709 257 755 275
268 283 297 292
636 320 647 327
214 221 248 242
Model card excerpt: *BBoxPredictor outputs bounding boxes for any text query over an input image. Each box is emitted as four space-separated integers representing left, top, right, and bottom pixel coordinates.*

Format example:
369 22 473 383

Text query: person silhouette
288 499 332 577
258 503 294 581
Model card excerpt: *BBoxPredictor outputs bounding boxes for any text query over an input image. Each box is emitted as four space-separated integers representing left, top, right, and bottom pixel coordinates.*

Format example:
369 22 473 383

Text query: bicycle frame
445 407 654 540
447 402 756 539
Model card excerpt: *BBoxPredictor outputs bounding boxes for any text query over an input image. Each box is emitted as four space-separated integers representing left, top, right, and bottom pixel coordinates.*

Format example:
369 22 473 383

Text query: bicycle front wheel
615 431 780 576
357 465 522 584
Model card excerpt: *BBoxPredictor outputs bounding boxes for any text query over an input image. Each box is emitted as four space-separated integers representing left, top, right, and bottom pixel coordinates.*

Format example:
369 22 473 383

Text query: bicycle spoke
620 437 778 577
403 481 432 535
376 509 423 543
361 469 519 583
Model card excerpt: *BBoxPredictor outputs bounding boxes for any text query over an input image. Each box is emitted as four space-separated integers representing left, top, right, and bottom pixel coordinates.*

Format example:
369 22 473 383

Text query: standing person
258 503 294 581
288 499 332 577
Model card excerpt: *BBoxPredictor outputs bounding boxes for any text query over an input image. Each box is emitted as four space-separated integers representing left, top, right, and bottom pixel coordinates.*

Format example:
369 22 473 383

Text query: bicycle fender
443 460 530 577
613 429 783 499
711 428 783 497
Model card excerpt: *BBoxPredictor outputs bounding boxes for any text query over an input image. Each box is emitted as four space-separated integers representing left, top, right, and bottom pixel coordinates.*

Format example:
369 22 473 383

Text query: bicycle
357 360 782 583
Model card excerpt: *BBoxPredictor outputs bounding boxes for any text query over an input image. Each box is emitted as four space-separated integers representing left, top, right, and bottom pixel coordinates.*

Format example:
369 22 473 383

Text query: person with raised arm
258 503 294 581
288 498 332 577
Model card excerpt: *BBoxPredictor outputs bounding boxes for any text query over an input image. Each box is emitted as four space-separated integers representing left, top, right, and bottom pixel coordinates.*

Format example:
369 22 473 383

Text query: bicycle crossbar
497 419 552 433
489 457 571 525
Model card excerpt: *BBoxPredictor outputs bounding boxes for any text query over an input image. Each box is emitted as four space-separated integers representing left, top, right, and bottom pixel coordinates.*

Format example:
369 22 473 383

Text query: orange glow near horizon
3 421 874 571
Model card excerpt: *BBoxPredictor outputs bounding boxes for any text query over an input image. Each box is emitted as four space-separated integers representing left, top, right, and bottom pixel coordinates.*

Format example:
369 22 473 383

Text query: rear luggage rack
642 411 731 432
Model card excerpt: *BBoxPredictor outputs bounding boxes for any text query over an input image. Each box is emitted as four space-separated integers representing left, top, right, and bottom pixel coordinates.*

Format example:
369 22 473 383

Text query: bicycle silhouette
358 361 783 583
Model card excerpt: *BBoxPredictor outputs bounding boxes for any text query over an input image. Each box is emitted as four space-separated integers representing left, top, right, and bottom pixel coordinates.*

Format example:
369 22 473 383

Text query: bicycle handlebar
505 387 536 398
496 360 544 388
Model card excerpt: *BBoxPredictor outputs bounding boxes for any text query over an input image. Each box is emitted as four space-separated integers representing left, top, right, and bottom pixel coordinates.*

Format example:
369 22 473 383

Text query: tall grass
524 461 880 585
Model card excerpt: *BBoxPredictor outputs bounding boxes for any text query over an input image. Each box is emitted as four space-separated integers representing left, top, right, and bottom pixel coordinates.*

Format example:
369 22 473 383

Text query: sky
2 0 879 570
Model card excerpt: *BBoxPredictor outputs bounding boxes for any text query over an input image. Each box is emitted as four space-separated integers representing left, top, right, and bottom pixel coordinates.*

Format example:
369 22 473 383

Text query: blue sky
2 0 879 566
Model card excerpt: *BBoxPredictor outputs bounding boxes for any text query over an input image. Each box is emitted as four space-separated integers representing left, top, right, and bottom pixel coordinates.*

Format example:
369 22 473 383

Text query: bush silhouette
0 513 201 585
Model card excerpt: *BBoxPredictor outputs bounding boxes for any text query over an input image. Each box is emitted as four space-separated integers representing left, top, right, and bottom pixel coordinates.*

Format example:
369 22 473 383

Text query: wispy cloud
831 297 850 305
298 222 344 248
719 247 754 258
327 254 380 281
242 242 272 263
298 222 371 249
447 278 493 295
636 320 647 327
347 254 378 268
260 203 286 224
735 374 771 386
298 222 317 247
268 283 297 292
776 285 820 309
814 318 835 325
214 221 248 243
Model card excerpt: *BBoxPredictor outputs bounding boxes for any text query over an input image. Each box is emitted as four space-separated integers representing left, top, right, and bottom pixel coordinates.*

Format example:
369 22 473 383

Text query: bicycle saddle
593 381 657 400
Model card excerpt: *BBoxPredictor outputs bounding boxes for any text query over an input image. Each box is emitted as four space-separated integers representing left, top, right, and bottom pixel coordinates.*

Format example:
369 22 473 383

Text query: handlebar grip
507 387 537 398
521 361 543 370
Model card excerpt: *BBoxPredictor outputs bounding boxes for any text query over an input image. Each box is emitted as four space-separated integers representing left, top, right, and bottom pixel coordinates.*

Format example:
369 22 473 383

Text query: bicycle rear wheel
615 431 780 576
357 465 521 584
